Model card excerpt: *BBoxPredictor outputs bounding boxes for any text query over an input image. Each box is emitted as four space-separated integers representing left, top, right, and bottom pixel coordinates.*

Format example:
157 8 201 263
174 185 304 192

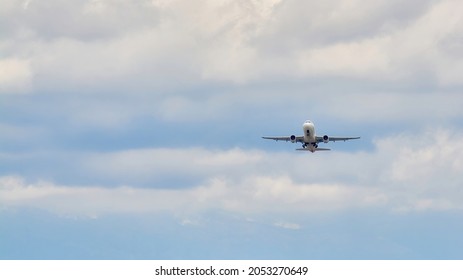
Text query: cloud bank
2 0 463 92
2 129 462 221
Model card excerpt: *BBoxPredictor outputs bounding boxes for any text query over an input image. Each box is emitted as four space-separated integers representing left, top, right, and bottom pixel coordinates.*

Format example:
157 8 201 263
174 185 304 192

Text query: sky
1 0 463 259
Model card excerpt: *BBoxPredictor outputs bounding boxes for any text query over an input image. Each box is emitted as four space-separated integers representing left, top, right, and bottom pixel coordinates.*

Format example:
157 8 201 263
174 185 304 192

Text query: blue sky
1 0 463 259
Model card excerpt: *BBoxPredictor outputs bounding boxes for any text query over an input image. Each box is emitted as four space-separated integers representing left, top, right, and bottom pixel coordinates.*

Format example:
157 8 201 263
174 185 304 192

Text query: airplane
262 120 360 152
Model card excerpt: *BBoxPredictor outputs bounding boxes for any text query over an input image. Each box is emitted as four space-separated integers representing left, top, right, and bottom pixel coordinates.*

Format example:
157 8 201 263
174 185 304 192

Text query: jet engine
290 135 297 143
323 135 329 143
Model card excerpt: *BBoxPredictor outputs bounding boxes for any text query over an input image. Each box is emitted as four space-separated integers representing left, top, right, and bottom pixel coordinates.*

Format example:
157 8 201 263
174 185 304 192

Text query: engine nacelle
323 135 329 143
290 135 297 143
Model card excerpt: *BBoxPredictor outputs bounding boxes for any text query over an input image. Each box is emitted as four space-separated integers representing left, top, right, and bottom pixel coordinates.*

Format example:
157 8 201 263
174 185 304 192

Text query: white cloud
1 0 459 92
85 147 264 183
312 91 463 124
274 221 301 230
1 0 160 40
2 129 462 217
293 0 463 85
375 129 463 212
1 0 462 131
387 129 463 187
299 37 391 78
0 58 32 93
0 174 378 218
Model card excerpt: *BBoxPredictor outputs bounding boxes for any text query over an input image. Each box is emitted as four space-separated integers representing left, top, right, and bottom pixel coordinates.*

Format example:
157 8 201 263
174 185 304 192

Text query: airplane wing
315 136 360 143
262 136 304 143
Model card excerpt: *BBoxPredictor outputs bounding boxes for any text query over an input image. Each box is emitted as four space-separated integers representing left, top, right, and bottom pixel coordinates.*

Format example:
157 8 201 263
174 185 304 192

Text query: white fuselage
302 120 316 151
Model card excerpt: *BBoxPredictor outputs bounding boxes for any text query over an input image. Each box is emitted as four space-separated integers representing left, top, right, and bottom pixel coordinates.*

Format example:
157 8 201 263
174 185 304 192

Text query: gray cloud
2 0 462 95
1 0 461 137
254 0 438 50
1 0 160 40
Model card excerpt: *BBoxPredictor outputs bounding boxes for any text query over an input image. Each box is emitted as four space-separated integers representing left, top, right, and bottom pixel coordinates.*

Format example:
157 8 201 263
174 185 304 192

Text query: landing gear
303 143 318 149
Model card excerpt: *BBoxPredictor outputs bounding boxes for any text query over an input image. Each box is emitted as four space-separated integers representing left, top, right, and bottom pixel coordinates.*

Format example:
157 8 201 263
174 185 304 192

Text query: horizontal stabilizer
296 148 331 151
